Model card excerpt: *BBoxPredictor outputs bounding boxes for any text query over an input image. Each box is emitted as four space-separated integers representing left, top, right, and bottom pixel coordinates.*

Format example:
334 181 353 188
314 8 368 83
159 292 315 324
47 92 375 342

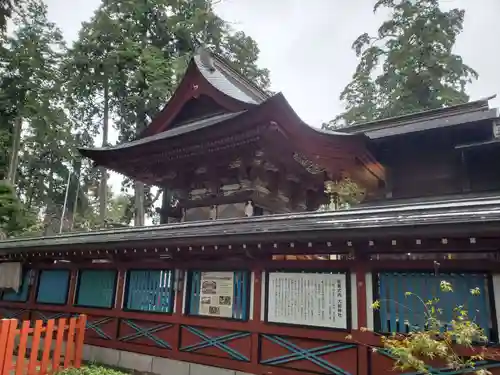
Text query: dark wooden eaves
2 195 500 254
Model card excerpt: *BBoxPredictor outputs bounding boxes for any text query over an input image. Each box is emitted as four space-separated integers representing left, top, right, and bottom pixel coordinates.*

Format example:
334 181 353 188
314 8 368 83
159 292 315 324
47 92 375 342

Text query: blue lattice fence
188 271 249 320
125 269 174 313
376 272 493 338
36 269 70 304
76 269 117 308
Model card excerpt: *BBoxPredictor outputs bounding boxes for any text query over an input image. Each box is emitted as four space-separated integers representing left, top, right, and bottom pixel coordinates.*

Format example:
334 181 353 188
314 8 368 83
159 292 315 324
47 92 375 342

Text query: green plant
347 280 496 375
56 365 130 375
0 179 36 236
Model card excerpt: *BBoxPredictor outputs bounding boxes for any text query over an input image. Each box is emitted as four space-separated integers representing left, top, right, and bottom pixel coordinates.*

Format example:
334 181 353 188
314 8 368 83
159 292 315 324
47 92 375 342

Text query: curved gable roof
140 47 269 138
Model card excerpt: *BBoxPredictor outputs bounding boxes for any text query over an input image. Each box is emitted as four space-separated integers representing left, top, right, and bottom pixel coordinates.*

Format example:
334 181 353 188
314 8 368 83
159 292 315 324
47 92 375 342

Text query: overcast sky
45 0 500 127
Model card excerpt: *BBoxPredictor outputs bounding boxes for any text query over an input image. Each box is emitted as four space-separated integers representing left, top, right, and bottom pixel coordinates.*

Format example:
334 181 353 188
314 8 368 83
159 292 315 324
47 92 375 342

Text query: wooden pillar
113 267 126 311
108 266 126 343
66 268 78 307
172 269 185 353
491 274 500 342
354 263 369 375
250 269 262 368
27 269 39 311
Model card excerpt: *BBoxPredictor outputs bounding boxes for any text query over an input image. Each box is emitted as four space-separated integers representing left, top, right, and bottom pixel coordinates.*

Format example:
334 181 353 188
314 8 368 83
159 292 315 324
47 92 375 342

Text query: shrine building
0 48 499 375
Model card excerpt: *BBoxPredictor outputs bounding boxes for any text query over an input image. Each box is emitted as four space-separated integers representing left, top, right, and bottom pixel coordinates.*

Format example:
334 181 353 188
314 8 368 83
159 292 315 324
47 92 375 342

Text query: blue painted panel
2 270 30 302
188 271 250 320
36 269 70 304
125 269 174 313
190 271 201 316
76 269 117 308
377 272 492 338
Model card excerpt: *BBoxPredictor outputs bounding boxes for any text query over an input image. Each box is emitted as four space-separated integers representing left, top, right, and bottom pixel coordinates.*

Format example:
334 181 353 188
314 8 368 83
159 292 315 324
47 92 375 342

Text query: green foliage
0 0 271 232
0 180 35 236
0 0 20 33
324 178 365 210
56 365 130 375
64 0 271 225
326 0 478 129
350 280 493 375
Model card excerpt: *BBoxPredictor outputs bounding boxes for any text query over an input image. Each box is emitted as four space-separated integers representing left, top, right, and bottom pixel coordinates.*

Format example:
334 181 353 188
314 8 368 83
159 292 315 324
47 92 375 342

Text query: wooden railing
0 315 86 375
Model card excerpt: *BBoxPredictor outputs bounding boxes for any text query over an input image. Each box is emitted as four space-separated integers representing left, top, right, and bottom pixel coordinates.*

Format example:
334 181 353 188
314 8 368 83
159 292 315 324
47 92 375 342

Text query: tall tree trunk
70 157 82 231
43 165 55 235
134 182 145 226
7 117 22 184
134 10 150 227
134 101 146 226
99 74 109 226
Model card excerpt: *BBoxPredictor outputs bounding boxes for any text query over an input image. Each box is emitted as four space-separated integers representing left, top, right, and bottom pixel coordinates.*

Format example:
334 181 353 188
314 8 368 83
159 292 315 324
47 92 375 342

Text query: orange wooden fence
0 315 86 375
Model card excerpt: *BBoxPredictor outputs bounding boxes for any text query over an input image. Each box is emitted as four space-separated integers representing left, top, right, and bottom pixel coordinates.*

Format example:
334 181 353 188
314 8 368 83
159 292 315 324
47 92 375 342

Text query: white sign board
267 272 347 329
198 272 234 318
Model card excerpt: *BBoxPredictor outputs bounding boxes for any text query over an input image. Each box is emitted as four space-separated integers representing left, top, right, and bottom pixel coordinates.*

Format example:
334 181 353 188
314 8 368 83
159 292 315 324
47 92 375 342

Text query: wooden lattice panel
259 334 357 375
83 315 117 341
117 319 173 349
179 325 251 362
0 307 30 321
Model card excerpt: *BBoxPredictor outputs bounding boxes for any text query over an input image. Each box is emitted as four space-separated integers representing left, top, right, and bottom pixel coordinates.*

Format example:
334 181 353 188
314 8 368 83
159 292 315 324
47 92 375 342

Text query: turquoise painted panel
2 270 30 302
188 271 250 320
125 269 174 313
36 269 70 304
76 269 117 308
377 272 492 338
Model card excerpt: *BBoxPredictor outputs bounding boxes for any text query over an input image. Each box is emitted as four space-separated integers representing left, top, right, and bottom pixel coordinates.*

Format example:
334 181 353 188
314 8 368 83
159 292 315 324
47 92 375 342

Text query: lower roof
1 194 500 254
341 96 499 139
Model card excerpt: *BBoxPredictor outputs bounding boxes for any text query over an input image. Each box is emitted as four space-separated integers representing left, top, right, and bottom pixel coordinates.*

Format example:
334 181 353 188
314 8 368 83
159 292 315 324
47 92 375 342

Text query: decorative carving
240 180 251 189
264 162 279 172
195 166 207 174
189 188 208 200
293 153 325 175
229 159 242 169
277 190 290 203
164 171 177 180
221 184 242 196
494 118 500 138
253 177 270 195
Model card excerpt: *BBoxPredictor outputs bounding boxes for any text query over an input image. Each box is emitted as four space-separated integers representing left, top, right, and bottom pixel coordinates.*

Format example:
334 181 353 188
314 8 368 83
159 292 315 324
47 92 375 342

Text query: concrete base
83 345 254 375
21 335 253 375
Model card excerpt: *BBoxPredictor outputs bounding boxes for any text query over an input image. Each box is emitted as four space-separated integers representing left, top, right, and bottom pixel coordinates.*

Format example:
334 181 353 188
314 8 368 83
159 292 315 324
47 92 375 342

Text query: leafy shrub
56 365 130 375
347 280 497 375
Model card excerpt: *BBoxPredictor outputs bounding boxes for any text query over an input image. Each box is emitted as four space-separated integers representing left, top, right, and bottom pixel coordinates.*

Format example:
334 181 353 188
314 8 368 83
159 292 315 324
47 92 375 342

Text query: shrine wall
373 124 500 201
1 261 499 375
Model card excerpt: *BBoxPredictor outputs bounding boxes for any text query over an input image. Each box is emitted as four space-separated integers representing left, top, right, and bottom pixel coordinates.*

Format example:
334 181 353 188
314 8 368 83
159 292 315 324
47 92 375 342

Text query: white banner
267 272 347 329
198 272 234 318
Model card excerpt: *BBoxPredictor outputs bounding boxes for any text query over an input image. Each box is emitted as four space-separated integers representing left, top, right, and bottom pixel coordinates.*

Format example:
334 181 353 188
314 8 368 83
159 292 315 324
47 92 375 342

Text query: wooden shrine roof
139 47 269 138
2 194 500 255
78 47 385 190
340 95 499 139
79 92 384 188
192 51 268 105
